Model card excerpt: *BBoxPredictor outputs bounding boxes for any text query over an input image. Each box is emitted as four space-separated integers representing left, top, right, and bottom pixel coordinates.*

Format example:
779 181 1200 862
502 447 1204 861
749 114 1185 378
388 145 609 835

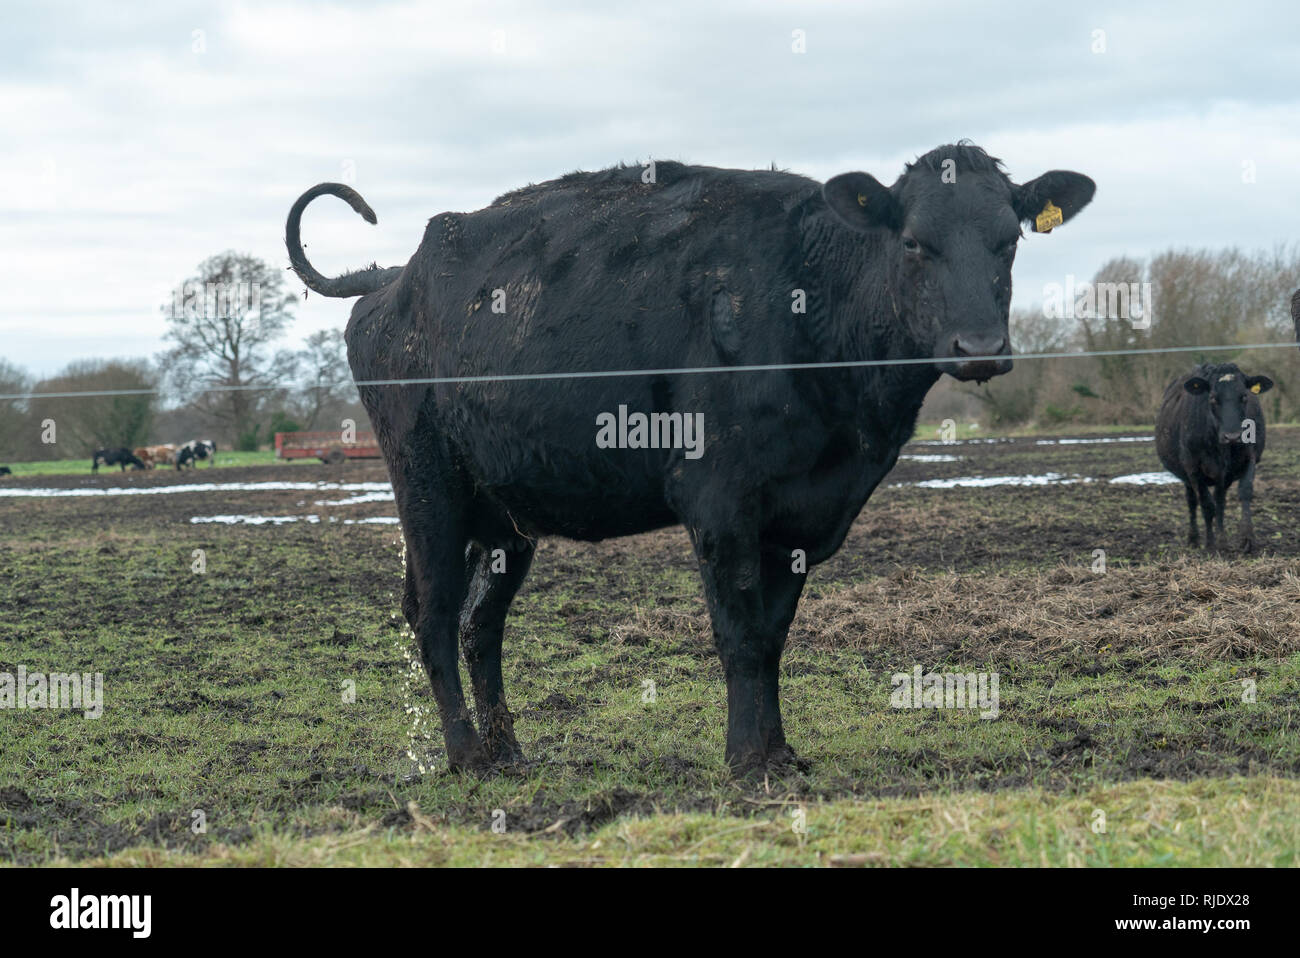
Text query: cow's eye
902 237 922 255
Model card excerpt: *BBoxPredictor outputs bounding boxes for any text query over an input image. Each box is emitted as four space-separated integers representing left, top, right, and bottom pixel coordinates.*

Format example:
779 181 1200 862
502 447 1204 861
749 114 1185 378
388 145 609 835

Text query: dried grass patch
610 557 1300 665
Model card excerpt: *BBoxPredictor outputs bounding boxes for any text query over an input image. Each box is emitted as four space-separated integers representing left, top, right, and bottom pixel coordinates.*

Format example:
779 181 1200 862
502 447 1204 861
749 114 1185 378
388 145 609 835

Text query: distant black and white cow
1156 362 1274 552
175 439 217 470
91 448 146 473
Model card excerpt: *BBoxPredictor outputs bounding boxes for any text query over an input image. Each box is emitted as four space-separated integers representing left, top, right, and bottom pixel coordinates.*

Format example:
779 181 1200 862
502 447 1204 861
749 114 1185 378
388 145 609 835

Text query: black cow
1292 288 1299 346
1156 363 1273 552
0 466 11 476
176 439 216 470
91 448 145 473
286 143 1094 774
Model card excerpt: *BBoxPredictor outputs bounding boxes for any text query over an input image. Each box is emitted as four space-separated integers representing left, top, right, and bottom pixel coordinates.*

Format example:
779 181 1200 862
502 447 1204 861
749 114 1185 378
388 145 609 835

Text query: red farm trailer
275 430 381 465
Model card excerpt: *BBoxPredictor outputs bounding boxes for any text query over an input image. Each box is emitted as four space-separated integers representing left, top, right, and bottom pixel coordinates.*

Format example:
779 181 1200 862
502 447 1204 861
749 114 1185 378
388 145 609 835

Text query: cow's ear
823 172 900 232
1184 376 1210 395
1014 171 1095 233
1246 375 1274 395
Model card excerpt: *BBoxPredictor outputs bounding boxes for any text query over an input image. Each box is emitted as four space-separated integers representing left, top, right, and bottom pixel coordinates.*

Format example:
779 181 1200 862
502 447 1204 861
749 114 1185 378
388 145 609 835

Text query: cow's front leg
685 512 765 774
688 513 807 775
754 545 807 769
718 621 770 776
1197 476 1217 550
1184 482 1200 546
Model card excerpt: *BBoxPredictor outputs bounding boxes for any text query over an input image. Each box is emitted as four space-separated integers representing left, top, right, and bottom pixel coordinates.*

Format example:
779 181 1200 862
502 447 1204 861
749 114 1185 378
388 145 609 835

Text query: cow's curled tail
286 183 403 298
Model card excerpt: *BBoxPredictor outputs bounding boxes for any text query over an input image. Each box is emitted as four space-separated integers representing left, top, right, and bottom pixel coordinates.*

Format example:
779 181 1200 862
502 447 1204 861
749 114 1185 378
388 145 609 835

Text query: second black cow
1156 363 1273 552
287 143 1095 774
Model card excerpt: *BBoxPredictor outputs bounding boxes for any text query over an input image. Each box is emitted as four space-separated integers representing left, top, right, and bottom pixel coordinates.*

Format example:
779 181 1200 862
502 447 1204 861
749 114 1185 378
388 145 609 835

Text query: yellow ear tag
857 193 868 207
1035 200 1063 233
1251 383 1261 393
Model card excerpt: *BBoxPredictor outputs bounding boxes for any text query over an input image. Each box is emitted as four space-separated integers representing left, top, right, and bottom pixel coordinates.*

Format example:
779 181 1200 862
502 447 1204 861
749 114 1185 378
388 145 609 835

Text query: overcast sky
2 0 1298 378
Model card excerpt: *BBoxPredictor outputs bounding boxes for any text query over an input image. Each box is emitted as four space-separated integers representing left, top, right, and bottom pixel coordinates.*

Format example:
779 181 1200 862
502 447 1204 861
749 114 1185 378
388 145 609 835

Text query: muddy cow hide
286 142 1094 774
1157 363 1273 552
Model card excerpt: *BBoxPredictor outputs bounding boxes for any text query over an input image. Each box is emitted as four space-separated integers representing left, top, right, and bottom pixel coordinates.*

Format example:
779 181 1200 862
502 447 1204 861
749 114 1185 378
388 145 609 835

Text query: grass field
1 449 306 477
0 419 1206 477
2 428 1298 866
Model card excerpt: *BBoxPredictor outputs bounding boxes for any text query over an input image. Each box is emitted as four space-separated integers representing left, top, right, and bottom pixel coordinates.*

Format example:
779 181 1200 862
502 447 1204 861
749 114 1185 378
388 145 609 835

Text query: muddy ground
1 429 1298 863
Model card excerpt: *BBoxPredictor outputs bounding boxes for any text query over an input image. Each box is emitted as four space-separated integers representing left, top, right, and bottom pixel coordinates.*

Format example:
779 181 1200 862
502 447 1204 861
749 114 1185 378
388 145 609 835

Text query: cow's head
1184 364 1273 445
823 143 1094 382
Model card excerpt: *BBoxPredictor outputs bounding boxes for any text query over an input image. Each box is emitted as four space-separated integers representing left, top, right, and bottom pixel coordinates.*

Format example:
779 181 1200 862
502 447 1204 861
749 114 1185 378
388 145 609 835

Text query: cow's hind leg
459 538 535 765
396 473 484 771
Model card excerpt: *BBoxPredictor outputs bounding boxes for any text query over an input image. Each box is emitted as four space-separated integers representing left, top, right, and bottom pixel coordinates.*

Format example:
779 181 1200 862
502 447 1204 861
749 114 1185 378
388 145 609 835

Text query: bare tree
158 251 296 446
0 358 32 461
948 246 1300 430
27 359 157 456
287 329 352 430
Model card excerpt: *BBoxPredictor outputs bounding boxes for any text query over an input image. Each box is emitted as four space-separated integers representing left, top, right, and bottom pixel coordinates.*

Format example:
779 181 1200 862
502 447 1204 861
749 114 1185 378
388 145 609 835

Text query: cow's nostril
953 336 1008 359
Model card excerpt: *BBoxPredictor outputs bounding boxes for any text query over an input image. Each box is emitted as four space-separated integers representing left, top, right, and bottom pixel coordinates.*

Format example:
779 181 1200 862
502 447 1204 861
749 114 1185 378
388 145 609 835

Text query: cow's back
1156 372 1191 480
349 163 819 374
347 163 835 535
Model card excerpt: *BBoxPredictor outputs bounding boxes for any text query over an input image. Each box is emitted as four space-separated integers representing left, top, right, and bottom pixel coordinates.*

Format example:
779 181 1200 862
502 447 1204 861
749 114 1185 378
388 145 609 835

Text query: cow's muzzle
939 335 1013 383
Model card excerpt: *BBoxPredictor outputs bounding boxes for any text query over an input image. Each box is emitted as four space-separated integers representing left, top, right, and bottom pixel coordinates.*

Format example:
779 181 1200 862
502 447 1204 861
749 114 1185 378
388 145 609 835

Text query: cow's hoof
489 739 526 762
483 739 528 772
447 735 528 776
726 751 768 781
443 754 478 775
448 753 505 777
765 742 811 774
444 743 491 774
470 757 530 778
478 706 526 768
727 745 810 780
